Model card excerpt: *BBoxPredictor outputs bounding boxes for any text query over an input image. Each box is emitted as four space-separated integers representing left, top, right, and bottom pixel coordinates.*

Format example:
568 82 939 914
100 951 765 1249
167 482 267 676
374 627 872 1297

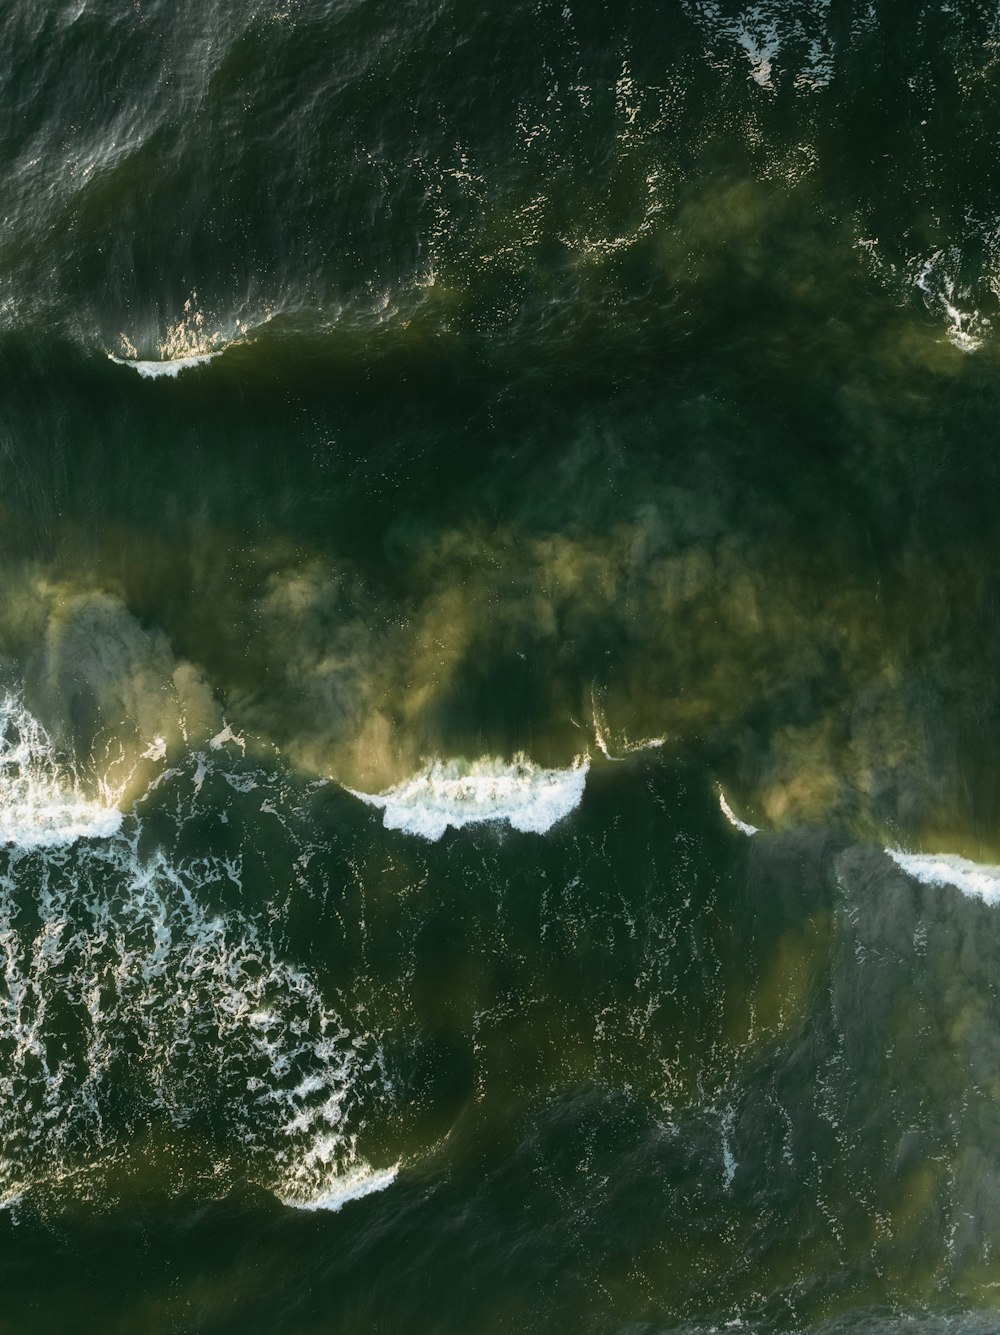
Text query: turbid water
3 1 1000 1330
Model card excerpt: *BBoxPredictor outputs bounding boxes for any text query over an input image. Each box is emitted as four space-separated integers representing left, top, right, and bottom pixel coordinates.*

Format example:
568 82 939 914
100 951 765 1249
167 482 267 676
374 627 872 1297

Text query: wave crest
348 753 590 841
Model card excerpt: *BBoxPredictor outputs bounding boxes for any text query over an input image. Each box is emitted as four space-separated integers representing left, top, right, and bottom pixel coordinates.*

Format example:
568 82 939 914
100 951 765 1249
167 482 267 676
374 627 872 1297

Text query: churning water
4 0 1000 1330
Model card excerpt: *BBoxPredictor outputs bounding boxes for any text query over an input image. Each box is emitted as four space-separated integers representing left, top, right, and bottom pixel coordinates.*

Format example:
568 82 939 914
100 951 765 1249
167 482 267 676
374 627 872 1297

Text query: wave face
348 754 590 840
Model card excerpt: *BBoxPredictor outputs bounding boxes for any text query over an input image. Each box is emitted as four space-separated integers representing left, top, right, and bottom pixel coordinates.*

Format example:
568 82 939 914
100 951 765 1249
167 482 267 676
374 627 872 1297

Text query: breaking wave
347 753 590 841
886 847 1000 905
0 698 394 1213
107 351 220 379
718 788 760 837
107 290 267 380
280 1161 400 1213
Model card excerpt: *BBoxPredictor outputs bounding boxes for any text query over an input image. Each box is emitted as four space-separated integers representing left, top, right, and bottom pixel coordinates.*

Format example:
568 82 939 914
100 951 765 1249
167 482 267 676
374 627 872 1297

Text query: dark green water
3 1 1000 1330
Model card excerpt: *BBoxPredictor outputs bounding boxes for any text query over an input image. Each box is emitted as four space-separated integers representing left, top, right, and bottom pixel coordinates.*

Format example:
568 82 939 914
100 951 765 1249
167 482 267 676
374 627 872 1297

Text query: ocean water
3 0 1000 1330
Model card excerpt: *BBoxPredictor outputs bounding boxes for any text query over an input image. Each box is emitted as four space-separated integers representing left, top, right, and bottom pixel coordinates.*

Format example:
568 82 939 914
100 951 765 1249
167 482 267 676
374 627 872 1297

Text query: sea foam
108 352 218 379
109 290 243 378
348 753 590 841
0 737 387 1212
885 848 1000 905
280 1162 399 1213
0 695 122 849
718 788 759 836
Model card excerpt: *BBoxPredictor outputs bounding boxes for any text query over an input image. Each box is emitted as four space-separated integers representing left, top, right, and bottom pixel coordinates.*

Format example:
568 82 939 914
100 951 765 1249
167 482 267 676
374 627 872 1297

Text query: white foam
348 753 590 841
280 1162 399 1213
0 732 395 1211
719 789 759 837
913 252 986 352
0 796 122 850
591 690 666 761
108 352 218 379
885 848 1000 905
721 1104 737 1188
109 289 241 378
0 696 122 850
210 723 246 753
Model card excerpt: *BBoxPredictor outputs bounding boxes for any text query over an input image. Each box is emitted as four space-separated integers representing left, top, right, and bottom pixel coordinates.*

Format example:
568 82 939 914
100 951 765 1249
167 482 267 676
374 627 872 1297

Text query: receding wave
347 753 590 841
